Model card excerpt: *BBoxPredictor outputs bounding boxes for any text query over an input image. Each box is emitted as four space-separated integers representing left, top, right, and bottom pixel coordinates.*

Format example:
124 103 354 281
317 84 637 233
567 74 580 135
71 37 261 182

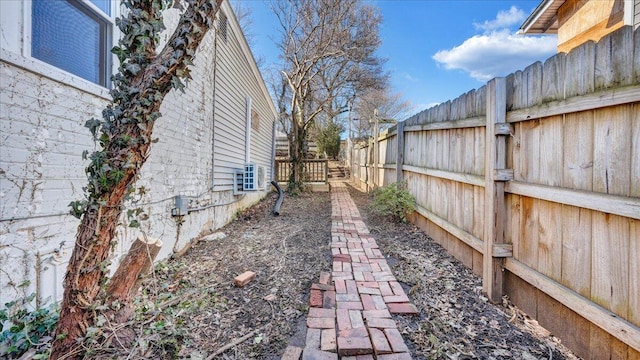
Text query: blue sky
237 0 557 118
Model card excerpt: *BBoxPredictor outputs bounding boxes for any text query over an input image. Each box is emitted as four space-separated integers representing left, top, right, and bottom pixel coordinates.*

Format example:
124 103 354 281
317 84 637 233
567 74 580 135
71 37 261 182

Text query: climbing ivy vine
51 1 222 358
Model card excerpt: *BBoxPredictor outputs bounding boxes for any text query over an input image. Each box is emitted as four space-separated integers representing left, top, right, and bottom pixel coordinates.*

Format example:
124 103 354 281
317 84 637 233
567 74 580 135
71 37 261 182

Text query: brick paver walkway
282 182 418 360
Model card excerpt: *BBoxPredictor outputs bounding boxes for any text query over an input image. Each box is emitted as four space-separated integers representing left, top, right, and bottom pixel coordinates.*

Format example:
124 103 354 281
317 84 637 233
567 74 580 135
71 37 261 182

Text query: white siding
0 0 276 306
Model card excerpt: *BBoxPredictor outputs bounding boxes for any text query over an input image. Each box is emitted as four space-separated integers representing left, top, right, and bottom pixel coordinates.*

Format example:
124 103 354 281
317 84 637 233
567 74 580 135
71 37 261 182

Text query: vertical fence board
462 128 474 174
612 26 634 87
520 197 539 268
561 206 592 298
512 70 525 110
634 26 640 84
590 324 613 360
631 104 640 197
466 89 477 118
441 130 450 171
520 119 541 183
525 62 543 107
537 201 563 281
595 32 615 90
565 41 595 98
539 115 564 186
630 219 640 327
423 131 432 169
507 194 521 257
542 53 566 102
396 122 404 183
563 111 594 192
592 213 630 318
473 186 485 239
593 106 632 197
512 123 522 181
474 127 485 175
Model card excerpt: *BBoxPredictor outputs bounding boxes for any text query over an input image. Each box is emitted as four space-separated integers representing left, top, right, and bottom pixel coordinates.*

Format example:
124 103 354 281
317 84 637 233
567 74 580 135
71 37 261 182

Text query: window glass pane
88 0 110 16
32 0 106 85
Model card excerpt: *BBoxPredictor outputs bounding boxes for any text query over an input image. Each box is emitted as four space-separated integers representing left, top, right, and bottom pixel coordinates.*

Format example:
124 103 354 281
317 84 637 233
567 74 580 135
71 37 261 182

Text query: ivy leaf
85 118 102 140
68 200 87 219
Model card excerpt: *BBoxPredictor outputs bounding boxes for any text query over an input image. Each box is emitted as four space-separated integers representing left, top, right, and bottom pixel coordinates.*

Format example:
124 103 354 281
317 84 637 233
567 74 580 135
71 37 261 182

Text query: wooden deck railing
274 159 328 183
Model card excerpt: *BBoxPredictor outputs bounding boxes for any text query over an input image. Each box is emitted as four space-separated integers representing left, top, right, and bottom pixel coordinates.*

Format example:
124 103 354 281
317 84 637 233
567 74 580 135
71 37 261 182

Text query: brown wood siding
557 0 625 52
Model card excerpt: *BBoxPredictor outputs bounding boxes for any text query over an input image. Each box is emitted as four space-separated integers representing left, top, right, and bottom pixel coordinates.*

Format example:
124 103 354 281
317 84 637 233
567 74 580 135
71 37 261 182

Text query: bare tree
51 0 222 358
352 88 412 140
272 0 384 192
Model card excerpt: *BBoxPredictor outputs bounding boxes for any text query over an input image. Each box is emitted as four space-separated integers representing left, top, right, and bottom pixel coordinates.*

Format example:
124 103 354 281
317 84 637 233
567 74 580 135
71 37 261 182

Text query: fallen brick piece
233 271 256 287
319 271 331 285
387 302 419 315
282 345 303 360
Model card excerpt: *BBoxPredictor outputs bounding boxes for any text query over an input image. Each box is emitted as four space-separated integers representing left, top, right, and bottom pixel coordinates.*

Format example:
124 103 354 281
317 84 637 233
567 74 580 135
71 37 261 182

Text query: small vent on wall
218 11 228 42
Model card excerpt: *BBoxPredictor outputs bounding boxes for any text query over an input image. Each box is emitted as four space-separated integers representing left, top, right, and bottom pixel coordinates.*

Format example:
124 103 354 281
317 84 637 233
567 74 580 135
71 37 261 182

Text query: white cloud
433 7 557 82
473 6 526 32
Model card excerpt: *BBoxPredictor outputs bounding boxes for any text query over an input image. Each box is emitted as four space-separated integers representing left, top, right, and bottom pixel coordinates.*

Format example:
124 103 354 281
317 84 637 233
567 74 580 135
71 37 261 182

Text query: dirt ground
97 183 579 359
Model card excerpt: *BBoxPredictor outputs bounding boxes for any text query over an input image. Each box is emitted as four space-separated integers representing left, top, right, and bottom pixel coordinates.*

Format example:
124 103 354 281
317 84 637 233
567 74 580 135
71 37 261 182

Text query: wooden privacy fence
274 159 328 183
349 26 640 358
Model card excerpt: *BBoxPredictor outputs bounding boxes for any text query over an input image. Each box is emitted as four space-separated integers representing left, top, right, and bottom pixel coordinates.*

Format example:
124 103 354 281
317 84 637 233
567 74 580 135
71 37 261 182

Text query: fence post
395 122 405 183
483 77 511 302
324 160 328 183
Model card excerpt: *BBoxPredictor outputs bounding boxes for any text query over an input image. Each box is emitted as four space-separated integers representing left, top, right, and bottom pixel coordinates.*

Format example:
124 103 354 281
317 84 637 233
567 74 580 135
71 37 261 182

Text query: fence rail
347 26 640 358
274 159 328 183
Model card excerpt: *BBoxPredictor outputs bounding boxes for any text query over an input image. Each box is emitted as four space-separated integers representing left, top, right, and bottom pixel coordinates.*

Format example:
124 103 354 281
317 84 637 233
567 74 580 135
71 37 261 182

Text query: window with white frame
31 0 113 87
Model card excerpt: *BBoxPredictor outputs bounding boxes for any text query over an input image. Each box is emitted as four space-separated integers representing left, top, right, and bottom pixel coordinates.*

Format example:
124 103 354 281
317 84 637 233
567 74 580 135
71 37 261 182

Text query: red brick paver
284 182 417 359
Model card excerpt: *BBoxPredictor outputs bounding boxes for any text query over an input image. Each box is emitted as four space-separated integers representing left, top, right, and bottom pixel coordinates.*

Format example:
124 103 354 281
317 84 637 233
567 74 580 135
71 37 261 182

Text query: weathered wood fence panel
346 26 640 358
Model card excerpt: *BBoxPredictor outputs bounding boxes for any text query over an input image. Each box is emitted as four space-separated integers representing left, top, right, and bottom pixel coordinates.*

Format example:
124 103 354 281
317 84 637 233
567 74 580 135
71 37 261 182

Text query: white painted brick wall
1 1 276 306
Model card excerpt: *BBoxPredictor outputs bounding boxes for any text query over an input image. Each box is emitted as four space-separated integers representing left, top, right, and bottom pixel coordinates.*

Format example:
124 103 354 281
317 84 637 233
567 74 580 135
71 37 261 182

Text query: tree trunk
288 117 307 193
52 195 135 359
107 235 162 323
50 1 221 358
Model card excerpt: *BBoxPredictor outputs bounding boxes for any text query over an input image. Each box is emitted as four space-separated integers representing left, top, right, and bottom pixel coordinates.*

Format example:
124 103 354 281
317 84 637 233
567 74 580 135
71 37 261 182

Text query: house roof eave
519 0 565 35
